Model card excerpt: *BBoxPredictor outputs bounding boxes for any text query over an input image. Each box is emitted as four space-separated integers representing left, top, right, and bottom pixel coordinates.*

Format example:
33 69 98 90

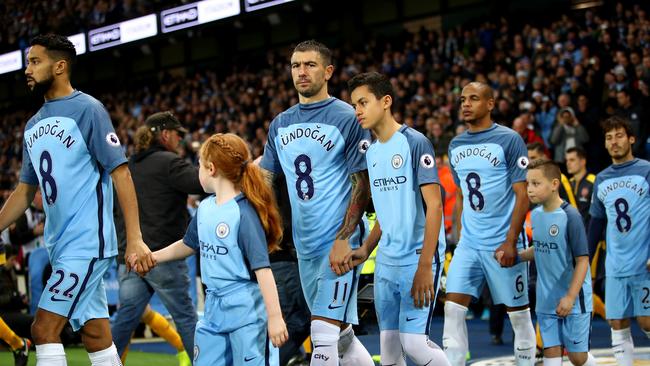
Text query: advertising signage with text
0 50 22 75
244 0 293 12
161 0 241 33
89 14 158 51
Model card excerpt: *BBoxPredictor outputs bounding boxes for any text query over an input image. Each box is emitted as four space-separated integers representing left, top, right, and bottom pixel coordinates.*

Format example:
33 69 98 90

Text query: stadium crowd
0 0 159 52
1 2 648 194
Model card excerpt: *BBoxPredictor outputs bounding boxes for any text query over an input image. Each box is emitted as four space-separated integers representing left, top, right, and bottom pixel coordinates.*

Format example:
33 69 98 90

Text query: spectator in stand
426 118 453 158
557 93 571 110
564 147 596 226
574 94 607 172
612 65 630 91
616 88 647 157
492 98 515 125
533 94 557 147
513 115 546 148
549 107 589 163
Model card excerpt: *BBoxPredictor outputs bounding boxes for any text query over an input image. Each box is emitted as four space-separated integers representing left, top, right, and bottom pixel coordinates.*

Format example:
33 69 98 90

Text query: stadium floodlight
244 0 294 12
571 0 603 9
88 14 158 52
161 0 241 34
0 50 22 75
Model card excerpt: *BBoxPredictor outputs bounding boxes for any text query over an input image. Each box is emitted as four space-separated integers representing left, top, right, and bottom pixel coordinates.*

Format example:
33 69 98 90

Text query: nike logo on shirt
50 295 69 302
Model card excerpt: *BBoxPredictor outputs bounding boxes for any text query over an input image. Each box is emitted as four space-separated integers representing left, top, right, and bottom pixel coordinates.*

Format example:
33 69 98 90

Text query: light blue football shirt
448 123 528 250
19 91 126 260
184 194 271 295
260 97 371 259
589 158 650 277
532 202 593 314
366 125 446 266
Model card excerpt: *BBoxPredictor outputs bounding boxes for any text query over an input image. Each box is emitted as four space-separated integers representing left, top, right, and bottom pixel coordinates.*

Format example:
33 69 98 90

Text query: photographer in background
550 107 589 163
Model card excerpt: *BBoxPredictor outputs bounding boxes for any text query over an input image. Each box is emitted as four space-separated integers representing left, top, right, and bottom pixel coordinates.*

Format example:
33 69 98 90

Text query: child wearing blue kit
513 159 595 366
346 72 450 366
137 133 288 365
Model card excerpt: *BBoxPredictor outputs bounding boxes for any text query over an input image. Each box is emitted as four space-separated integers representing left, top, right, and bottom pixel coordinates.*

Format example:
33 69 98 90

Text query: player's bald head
459 81 495 125
463 82 493 100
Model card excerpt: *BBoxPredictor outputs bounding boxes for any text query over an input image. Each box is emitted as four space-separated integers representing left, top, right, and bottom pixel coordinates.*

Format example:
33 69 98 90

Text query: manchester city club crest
420 153 435 169
391 154 403 169
216 222 230 238
549 224 559 237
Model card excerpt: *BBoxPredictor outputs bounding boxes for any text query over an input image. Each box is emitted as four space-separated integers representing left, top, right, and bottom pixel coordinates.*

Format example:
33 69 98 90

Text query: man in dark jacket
111 112 203 363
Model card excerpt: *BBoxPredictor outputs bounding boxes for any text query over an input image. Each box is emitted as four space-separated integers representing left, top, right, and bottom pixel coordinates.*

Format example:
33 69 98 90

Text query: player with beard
0 34 153 366
587 116 650 366
443 82 536 365
260 40 374 366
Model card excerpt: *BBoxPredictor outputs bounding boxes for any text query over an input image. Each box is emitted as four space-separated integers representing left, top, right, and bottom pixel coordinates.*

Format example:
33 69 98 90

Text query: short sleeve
237 202 271 270
19 142 38 185
260 118 283 174
183 213 199 250
506 133 528 183
408 133 439 186
588 177 605 219
342 114 371 175
566 207 589 257
447 142 461 186
84 103 127 173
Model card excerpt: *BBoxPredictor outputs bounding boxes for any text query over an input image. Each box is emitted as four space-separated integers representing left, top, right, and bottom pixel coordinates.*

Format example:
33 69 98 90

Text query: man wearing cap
549 107 589 163
613 65 630 91
111 111 202 364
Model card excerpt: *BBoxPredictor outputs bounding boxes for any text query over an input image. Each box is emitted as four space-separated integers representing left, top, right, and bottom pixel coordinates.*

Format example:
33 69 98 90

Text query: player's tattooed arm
336 170 371 240
330 170 370 276
345 220 381 268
